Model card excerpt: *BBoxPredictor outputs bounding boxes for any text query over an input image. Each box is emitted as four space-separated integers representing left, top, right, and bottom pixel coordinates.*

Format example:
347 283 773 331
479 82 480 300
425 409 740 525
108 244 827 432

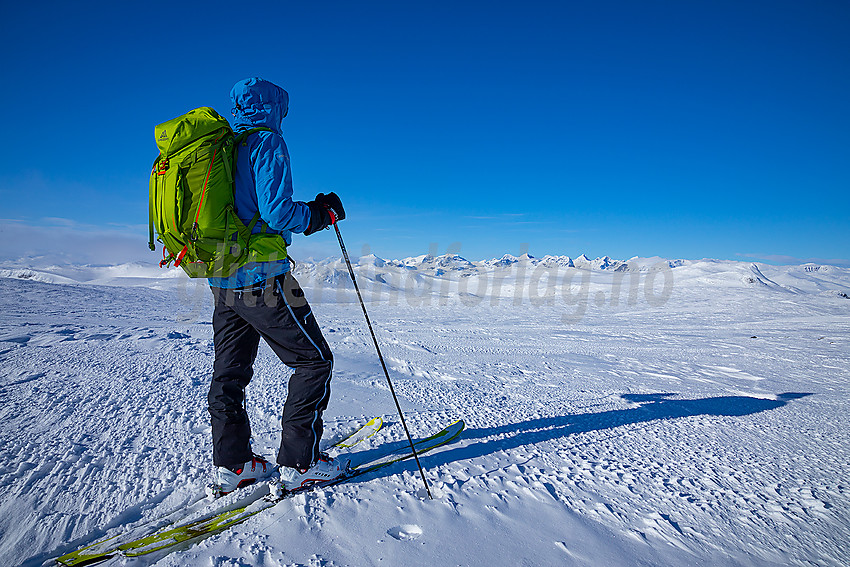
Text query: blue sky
1 1 848 265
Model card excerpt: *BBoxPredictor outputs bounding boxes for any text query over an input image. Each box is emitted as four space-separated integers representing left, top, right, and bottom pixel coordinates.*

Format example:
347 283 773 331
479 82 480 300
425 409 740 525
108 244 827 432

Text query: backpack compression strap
149 155 162 251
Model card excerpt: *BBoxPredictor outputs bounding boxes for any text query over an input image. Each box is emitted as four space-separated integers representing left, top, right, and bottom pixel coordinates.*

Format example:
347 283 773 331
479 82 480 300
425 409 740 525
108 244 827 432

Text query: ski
54 416 383 567
57 419 463 566
322 416 383 449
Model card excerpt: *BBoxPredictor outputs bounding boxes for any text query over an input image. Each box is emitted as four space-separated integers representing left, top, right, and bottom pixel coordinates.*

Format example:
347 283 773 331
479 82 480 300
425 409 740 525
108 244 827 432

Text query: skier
207 77 347 494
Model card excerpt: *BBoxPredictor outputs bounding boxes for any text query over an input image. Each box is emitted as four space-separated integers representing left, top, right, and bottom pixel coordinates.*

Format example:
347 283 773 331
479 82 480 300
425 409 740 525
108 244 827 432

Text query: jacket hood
230 78 289 134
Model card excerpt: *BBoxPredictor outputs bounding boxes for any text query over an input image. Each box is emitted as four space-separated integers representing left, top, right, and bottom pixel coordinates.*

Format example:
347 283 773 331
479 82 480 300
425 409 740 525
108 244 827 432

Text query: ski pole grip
325 206 338 225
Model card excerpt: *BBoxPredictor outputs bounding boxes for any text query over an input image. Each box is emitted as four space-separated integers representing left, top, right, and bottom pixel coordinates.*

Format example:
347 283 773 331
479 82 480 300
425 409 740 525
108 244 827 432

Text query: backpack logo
159 130 169 140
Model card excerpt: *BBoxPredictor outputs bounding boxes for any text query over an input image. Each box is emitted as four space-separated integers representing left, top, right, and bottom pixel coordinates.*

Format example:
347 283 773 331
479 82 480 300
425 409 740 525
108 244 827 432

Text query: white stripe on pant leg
277 279 332 463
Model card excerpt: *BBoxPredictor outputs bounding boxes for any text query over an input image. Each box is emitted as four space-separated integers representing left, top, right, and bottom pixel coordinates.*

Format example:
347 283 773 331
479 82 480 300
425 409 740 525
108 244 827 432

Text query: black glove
304 192 345 235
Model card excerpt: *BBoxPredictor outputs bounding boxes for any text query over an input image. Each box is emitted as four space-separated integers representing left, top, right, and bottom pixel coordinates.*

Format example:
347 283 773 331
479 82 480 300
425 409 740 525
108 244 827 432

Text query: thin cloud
0 219 152 265
0 218 342 267
464 213 528 220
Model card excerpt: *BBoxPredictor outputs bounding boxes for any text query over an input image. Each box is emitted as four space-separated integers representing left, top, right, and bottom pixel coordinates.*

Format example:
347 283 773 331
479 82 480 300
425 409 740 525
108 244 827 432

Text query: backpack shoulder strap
234 126 274 147
231 126 274 183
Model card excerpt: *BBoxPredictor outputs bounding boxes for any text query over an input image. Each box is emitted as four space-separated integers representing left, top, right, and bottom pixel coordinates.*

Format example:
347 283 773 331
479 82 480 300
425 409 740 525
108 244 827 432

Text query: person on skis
207 77 347 494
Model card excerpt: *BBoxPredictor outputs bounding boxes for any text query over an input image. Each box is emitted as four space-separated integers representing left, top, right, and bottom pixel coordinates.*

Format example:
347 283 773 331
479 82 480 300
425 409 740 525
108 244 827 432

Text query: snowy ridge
1 253 844 290
2 255 849 314
0 262 184 289
289 255 850 308
0 253 677 287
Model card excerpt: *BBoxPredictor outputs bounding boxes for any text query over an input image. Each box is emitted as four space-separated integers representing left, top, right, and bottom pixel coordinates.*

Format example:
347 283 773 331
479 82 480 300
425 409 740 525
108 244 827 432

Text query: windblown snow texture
1 255 848 567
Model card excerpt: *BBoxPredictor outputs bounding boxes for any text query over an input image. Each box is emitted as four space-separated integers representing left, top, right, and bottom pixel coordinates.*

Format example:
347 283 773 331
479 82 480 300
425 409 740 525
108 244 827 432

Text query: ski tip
54 533 122 567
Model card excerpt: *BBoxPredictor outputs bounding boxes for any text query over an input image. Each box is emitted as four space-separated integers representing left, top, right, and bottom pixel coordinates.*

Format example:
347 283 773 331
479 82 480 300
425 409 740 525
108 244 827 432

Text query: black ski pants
208 272 333 470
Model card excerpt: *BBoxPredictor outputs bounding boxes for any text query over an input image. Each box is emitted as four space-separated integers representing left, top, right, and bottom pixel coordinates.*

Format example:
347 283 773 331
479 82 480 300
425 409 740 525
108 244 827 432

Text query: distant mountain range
301 253 686 275
3 255 848 305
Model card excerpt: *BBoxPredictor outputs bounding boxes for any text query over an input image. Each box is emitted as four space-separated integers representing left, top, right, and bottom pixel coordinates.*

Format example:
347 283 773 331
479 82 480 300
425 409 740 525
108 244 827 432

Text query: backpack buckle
157 158 170 175
159 246 174 268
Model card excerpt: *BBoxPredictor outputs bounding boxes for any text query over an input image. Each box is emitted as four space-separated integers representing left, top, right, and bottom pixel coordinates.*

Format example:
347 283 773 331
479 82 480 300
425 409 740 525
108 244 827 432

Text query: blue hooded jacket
208 78 312 289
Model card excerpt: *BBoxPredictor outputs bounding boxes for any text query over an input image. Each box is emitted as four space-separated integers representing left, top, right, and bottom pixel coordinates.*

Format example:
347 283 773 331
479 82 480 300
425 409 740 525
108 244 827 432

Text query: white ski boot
272 453 350 496
207 454 277 497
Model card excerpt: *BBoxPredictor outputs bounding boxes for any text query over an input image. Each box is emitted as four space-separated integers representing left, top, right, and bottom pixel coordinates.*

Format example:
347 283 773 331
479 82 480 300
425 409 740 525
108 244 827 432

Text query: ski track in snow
0 259 848 567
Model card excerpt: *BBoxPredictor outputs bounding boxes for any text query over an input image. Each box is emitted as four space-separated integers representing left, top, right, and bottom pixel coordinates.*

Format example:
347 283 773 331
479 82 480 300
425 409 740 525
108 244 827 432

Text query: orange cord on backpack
173 245 188 268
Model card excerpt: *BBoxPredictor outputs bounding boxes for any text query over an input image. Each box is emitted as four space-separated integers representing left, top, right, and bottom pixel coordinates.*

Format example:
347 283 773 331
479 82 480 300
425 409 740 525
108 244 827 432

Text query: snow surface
1 254 849 566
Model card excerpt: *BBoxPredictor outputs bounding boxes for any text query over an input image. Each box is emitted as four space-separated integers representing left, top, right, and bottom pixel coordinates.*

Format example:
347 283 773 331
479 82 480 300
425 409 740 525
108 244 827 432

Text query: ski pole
327 212 433 500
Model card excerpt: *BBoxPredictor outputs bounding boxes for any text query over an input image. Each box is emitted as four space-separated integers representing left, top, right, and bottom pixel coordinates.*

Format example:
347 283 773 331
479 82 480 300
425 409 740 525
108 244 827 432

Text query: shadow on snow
357 392 813 475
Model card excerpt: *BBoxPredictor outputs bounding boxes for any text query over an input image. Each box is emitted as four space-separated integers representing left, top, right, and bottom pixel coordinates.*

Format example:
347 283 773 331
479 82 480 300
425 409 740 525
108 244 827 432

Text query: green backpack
149 107 289 278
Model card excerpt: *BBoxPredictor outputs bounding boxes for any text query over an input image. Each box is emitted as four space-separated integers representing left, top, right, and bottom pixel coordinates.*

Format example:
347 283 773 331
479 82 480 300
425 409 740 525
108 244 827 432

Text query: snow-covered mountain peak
357 254 386 267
